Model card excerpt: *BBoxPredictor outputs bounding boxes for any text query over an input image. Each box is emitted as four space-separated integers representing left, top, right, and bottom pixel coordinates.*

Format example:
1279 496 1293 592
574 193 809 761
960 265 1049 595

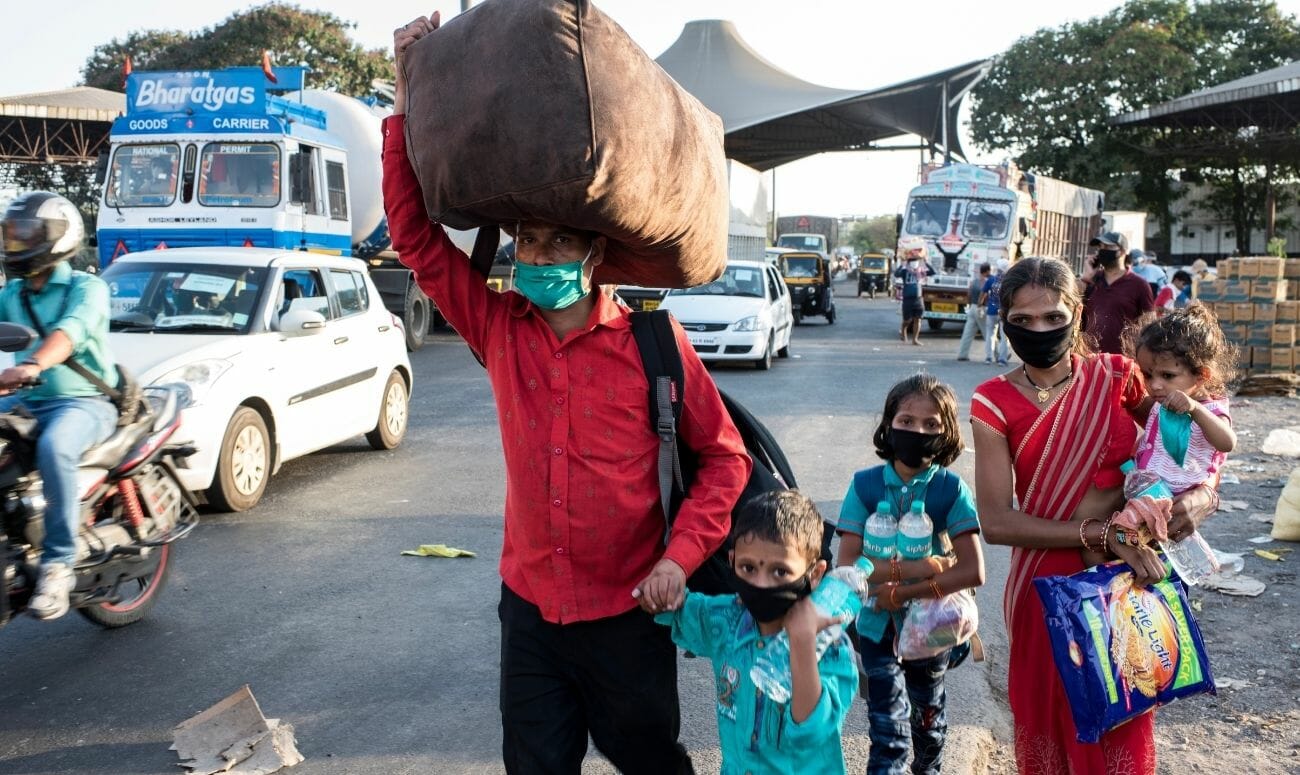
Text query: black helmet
1 191 85 278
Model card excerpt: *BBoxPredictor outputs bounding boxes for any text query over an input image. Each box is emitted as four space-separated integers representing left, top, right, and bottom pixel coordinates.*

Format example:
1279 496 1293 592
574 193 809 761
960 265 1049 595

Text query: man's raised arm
383 13 494 356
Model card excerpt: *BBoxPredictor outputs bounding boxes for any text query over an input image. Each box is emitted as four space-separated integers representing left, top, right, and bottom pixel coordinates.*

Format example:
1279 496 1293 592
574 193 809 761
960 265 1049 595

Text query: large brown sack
401 0 728 288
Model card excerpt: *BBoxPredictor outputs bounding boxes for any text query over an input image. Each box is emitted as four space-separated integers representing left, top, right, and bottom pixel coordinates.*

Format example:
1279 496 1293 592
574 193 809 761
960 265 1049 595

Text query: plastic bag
896 590 978 660
1034 563 1215 744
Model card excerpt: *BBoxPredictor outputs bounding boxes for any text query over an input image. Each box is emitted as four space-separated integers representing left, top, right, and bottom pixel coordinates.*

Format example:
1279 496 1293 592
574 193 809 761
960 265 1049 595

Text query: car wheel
826 306 837 325
777 334 791 359
404 284 430 352
792 309 803 326
755 335 773 371
206 407 271 513
366 370 409 450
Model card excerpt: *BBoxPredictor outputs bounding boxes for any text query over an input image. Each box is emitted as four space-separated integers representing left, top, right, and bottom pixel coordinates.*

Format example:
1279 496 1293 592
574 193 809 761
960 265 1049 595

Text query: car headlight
152 359 232 407
732 316 762 332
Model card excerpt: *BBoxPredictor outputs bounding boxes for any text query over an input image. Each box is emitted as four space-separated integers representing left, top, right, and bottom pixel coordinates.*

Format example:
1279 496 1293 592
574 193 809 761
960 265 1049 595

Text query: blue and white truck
95 66 449 349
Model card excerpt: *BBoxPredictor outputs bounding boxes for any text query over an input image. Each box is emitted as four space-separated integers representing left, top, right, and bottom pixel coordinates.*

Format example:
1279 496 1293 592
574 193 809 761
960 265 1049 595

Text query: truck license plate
641 300 660 311
932 302 959 313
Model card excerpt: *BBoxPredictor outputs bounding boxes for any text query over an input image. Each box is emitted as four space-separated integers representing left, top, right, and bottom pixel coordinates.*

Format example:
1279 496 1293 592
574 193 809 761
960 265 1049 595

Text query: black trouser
498 584 693 775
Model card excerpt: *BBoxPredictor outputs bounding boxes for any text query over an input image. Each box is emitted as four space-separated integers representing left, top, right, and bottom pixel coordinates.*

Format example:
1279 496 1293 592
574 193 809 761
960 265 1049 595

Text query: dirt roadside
977 395 1300 774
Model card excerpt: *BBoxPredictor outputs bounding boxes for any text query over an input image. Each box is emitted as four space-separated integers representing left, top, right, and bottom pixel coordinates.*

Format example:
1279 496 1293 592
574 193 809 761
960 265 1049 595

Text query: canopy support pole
941 80 951 165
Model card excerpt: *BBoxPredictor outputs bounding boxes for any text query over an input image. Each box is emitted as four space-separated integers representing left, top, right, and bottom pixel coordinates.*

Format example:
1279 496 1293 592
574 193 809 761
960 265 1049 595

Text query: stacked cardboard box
1196 257 1300 374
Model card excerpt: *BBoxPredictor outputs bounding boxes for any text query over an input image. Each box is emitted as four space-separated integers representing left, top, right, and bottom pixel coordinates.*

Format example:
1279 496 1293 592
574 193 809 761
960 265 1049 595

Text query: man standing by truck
384 14 749 775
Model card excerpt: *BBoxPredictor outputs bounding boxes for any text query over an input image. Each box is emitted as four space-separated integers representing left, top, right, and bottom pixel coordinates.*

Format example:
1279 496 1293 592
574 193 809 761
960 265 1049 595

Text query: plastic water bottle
749 555 873 703
864 500 897 561
896 499 934 561
862 500 897 609
1119 460 1220 585
1121 460 1173 501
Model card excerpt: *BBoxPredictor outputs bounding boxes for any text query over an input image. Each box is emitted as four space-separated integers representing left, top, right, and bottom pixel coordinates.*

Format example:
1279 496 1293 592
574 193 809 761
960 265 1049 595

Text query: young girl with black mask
836 374 985 775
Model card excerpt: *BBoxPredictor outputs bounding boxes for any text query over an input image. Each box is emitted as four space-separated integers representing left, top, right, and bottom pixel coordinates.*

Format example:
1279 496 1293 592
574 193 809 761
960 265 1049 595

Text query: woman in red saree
970 258 1215 774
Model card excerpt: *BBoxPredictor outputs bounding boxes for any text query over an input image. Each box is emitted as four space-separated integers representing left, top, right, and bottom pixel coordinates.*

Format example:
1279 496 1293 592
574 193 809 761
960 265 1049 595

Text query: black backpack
630 309 834 596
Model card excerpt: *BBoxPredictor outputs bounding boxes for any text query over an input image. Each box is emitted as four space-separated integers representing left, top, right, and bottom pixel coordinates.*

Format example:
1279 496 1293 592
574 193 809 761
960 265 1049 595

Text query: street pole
770 168 778 245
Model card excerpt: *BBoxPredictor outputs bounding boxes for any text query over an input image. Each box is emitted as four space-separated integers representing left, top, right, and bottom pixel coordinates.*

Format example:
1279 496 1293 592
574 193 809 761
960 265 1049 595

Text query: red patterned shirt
381 115 750 624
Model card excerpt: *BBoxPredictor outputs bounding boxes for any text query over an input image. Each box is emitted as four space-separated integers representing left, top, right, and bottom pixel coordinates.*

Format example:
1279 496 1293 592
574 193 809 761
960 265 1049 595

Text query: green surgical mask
512 247 591 310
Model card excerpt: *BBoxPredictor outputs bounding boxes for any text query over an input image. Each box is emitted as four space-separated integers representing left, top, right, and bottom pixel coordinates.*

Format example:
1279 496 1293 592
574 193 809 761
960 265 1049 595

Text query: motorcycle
0 323 198 629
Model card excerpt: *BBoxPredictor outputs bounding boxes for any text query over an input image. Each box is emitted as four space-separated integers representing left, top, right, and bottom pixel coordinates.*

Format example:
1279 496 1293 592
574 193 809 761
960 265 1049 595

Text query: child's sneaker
28 563 74 620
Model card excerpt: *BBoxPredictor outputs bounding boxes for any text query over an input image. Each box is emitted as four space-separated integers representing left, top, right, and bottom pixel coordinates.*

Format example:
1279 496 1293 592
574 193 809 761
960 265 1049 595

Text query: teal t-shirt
836 463 980 644
0 262 117 402
657 592 857 775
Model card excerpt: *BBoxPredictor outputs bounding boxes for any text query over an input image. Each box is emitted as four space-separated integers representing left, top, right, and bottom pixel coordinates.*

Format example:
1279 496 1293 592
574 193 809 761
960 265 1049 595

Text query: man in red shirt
1080 231 1154 353
385 15 750 775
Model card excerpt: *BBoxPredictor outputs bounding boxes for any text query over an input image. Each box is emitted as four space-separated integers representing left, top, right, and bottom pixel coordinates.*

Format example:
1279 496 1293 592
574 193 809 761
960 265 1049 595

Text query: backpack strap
630 309 685 544
19 283 122 403
922 468 961 531
852 466 887 514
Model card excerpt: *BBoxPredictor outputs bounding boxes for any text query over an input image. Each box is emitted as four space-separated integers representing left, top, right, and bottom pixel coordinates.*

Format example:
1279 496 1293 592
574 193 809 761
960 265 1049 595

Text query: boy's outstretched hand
392 11 440 115
632 558 686 614
784 596 843 642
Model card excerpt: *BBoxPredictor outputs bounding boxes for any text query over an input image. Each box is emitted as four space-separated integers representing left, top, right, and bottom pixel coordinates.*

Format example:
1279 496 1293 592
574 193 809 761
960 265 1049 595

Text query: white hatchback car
658 260 794 369
101 247 412 511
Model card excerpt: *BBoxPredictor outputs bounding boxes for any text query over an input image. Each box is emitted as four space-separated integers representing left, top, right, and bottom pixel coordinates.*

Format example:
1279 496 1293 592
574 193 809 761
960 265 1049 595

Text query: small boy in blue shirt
655 490 858 774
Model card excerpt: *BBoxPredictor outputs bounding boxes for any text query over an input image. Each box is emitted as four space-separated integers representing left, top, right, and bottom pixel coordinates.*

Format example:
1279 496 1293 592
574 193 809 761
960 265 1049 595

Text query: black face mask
730 570 813 623
889 427 945 468
1096 249 1121 268
1003 321 1075 369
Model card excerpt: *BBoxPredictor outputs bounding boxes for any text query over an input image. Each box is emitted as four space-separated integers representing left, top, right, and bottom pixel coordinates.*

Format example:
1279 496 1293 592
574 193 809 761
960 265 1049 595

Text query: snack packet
896 590 978 661
1034 562 1215 743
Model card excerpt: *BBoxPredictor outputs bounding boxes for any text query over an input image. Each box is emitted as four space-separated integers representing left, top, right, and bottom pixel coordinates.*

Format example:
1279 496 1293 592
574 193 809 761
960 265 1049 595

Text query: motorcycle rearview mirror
0 323 37 353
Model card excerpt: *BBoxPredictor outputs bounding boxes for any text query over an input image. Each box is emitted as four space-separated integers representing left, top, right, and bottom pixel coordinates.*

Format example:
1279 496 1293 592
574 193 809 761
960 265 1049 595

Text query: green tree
1 162 101 270
844 215 899 253
82 3 391 97
969 0 1300 253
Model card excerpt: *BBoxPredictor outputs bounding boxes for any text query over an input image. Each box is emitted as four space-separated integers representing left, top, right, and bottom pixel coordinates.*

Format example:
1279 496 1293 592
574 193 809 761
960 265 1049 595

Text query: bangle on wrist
1079 518 1100 551
888 584 900 609
1100 513 1118 553
929 579 944 599
890 557 902 585
19 358 40 371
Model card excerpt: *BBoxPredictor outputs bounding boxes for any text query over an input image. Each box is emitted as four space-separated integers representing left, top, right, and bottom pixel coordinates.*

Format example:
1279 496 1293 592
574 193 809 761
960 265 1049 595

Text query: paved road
0 278 1013 774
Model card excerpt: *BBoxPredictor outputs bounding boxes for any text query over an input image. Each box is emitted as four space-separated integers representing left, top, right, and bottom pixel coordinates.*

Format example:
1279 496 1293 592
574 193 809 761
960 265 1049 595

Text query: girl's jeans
858 623 950 775
0 395 118 566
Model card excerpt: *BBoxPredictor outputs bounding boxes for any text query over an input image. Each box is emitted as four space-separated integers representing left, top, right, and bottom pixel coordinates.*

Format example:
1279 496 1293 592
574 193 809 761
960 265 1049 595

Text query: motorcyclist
0 192 120 620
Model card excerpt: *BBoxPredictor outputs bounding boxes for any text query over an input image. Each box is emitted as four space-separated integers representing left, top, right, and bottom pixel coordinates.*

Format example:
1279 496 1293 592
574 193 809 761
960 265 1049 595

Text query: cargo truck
897 162 1104 329
776 214 839 258
94 65 495 351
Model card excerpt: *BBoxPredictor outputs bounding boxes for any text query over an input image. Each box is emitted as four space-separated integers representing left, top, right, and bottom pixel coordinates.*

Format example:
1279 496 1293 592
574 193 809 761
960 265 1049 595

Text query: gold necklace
1022 364 1072 403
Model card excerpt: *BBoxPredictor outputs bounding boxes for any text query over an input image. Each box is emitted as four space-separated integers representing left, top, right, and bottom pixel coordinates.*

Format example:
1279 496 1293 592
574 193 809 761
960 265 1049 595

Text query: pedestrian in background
384 15 751 775
956 263 990 361
1080 231 1154 354
894 237 933 346
1154 270 1193 314
1130 250 1167 298
979 259 1010 365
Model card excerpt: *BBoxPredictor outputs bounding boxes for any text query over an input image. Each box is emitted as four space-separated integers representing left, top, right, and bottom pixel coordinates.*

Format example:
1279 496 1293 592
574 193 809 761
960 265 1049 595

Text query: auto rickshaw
856 252 891 298
779 251 836 324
